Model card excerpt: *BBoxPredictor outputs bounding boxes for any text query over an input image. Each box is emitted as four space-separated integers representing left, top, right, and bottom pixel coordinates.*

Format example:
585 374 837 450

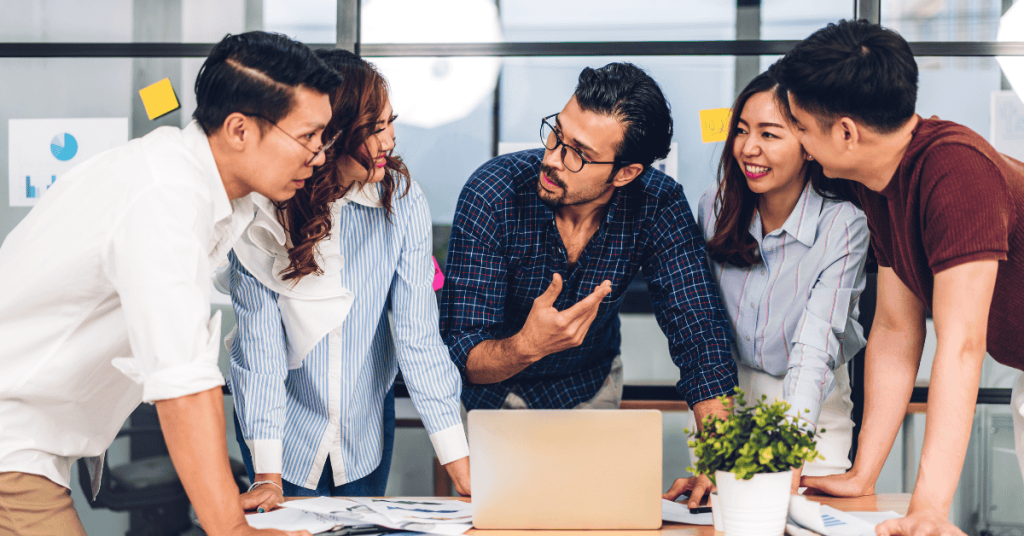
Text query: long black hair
706 68 860 268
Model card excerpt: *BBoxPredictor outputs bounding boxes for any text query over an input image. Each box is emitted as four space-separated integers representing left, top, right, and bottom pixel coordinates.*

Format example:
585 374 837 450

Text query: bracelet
248 480 284 494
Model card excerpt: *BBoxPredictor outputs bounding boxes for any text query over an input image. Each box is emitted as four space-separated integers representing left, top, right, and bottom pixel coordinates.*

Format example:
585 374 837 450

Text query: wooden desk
283 494 908 535
457 494 910 536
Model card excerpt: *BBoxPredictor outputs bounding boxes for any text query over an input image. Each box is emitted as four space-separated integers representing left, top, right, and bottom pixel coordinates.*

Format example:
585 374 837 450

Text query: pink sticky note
432 256 445 291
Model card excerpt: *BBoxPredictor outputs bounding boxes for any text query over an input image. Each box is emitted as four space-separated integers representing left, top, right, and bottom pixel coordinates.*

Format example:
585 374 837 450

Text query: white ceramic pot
714 470 792 536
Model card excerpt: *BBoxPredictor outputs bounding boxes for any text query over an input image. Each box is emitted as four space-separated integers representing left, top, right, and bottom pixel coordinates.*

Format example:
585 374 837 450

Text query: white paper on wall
8 118 128 207
991 90 1024 162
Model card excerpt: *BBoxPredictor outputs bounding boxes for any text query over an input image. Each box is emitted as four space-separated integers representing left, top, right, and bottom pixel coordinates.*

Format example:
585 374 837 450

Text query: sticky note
699 108 732 143
432 256 445 291
139 78 180 120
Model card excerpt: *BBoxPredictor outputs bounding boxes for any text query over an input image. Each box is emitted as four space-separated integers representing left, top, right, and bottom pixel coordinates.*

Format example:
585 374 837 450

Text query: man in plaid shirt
440 63 737 428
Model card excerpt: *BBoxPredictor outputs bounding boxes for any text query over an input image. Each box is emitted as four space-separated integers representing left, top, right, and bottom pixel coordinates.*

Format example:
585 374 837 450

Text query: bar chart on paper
25 175 57 199
8 118 127 207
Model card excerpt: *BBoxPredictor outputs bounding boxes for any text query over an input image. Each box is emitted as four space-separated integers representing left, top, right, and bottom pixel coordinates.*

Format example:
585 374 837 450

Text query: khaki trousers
0 472 87 536
461 355 626 429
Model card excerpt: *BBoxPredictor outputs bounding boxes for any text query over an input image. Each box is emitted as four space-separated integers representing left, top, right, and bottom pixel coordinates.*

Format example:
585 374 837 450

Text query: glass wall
2 1 1024 532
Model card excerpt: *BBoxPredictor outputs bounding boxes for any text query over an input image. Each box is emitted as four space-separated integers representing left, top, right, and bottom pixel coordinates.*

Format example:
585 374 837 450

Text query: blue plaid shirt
440 149 737 410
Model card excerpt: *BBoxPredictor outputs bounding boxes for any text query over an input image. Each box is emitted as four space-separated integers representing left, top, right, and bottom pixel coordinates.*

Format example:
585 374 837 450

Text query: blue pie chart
50 133 78 161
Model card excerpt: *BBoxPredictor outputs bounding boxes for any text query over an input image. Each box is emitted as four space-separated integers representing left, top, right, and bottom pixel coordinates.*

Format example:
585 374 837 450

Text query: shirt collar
778 181 823 247
339 182 384 208
182 120 236 224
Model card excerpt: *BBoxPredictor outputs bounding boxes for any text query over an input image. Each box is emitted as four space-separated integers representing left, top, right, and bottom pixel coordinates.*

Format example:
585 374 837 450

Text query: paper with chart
8 118 128 207
355 498 473 524
245 506 359 533
787 496 901 536
270 497 473 535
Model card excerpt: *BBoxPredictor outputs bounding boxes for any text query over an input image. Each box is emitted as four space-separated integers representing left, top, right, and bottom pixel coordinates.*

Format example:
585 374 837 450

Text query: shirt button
750 302 755 308
745 335 751 341
331 416 339 425
331 371 339 379
760 270 765 275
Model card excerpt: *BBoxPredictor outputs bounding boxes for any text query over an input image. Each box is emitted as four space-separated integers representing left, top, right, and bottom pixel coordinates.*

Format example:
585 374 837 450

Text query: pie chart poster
8 118 128 207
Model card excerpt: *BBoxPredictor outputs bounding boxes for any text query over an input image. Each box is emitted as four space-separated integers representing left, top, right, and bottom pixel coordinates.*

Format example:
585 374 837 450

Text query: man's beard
536 164 616 209
537 164 569 208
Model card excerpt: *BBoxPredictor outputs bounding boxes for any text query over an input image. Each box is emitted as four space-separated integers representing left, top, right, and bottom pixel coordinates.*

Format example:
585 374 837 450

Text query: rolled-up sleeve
784 209 869 427
103 184 224 403
392 187 468 463
227 252 289 474
439 189 508 379
644 195 738 406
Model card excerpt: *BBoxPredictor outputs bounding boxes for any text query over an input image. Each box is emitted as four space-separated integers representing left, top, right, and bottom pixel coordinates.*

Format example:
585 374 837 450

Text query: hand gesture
517 274 612 360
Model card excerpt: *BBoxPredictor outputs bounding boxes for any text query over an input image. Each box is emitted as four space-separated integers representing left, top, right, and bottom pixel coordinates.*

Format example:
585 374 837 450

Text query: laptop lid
469 409 662 530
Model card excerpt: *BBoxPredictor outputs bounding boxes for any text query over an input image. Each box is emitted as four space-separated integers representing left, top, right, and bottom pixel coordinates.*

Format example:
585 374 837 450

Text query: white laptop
468 409 662 530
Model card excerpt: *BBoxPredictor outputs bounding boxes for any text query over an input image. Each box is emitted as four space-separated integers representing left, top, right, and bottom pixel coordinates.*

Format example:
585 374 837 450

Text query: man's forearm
692 396 731 432
464 335 536 384
851 323 923 484
911 342 984 514
155 387 247 536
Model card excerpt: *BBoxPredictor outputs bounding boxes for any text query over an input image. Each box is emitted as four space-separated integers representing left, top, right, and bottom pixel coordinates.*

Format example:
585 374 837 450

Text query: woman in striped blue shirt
228 50 470 512
667 69 869 504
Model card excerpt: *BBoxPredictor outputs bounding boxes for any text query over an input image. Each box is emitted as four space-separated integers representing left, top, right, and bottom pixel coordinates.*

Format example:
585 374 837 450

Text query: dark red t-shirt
858 117 1024 370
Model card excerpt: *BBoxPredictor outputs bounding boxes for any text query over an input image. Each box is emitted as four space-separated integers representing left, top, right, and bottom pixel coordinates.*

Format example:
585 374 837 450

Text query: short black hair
193 31 342 134
572 62 673 170
775 19 918 134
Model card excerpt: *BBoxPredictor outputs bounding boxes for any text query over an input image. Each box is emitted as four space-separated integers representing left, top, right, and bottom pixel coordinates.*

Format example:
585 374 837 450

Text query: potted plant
687 388 823 536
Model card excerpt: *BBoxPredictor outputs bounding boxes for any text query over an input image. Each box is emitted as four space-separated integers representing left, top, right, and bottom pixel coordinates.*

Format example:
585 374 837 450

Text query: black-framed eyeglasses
245 113 342 166
539 113 628 173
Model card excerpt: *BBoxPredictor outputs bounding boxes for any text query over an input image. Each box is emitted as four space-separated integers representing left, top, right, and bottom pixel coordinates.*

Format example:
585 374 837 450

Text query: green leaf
685 388 823 477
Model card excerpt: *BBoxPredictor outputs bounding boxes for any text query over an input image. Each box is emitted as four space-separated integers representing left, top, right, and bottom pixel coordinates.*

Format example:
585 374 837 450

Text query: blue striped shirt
228 181 467 489
697 181 869 426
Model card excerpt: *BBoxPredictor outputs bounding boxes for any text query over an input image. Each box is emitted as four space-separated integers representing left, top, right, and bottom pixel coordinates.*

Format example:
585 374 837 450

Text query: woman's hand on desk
445 456 471 496
241 474 285 514
801 469 874 497
662 475 714 509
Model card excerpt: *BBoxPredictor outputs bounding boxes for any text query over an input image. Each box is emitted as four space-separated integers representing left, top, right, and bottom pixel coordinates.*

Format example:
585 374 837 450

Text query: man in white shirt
0 32 339 536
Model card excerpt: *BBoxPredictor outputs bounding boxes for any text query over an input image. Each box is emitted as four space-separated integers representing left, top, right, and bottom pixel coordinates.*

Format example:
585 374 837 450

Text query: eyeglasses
539 113 627 173
245 113 342 166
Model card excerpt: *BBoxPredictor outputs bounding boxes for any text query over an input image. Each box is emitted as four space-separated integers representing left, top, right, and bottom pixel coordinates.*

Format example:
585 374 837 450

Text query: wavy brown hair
276 49 411 281
707 68 859 268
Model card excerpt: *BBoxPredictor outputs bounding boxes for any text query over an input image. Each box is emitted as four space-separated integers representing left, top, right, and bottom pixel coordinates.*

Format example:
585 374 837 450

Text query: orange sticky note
699 108 732 143
139 78 180 120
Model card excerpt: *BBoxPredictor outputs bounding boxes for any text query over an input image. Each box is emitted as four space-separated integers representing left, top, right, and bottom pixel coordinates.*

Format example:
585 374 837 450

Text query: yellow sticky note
699 108 732 143
139 78 180 120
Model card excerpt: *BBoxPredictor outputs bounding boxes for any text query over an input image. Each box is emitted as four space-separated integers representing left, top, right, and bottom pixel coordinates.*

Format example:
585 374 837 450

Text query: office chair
77 426 249 536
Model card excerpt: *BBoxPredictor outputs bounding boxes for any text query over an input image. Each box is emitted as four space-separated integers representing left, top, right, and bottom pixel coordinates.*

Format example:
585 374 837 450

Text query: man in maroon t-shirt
775 20 1024 536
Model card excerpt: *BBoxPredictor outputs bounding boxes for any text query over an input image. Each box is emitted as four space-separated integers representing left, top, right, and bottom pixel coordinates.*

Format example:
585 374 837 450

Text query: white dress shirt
0 121 255 489
697 181 868 426
228 182 468 488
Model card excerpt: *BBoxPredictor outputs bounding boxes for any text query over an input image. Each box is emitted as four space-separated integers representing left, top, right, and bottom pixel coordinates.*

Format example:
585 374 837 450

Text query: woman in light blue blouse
687 69 869 494
227 50 470 512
